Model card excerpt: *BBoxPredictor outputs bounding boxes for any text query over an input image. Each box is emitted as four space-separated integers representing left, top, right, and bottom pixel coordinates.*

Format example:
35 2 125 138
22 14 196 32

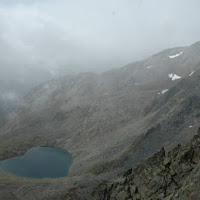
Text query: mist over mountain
1 1 200 200
1 0 200 128
0 41 200 199
1 0 200 93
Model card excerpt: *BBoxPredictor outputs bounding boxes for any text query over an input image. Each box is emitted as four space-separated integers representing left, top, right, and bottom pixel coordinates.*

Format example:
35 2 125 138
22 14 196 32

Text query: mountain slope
0 42 200 199
94 128 200 200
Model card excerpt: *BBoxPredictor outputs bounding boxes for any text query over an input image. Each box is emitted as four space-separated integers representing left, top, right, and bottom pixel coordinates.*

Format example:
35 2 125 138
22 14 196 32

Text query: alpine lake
0 147 73 178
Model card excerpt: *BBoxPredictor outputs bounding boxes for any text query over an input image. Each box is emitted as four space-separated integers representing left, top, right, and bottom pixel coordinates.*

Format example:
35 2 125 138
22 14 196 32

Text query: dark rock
94 128 200 200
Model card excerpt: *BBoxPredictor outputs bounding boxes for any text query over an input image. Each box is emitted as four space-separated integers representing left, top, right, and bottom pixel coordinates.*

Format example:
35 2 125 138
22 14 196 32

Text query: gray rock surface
94 128 200 200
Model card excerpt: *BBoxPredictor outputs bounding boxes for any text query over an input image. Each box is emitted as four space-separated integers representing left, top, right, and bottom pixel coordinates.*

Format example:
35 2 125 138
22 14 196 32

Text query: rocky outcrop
94 128 200 200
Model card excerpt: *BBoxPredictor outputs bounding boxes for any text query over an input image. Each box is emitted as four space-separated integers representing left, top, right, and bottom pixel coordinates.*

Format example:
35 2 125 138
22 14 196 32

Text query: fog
0 0 200 91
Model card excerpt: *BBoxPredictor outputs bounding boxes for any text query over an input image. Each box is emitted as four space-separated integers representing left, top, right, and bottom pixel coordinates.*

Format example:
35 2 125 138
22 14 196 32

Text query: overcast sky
0 0 200 81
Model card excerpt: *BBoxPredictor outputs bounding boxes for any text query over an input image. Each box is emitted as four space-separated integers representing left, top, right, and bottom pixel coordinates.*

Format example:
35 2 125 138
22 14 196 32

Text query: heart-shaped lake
0 147 73 178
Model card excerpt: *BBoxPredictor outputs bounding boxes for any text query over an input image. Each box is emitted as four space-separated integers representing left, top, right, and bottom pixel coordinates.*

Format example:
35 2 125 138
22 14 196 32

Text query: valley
0 42 200 199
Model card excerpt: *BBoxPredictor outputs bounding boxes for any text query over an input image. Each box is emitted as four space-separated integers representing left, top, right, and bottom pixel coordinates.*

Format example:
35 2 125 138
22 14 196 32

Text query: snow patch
161 89 169 94
168 74 182 81
169 52 183 59
189 71 195 76
147 65 153 69
189 126 193 128
157 89 169 95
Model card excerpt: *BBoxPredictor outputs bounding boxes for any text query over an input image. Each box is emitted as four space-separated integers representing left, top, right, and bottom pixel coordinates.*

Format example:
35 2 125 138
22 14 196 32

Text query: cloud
1 91 19 101
0 0 200 84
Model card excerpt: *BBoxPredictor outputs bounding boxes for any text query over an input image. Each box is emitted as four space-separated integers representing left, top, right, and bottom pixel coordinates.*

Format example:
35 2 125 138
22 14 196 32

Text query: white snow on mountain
161 89 169 94
169 52 183 58
189 71 195 76
147 65 153 69
168 74 182 81
157 89 169 95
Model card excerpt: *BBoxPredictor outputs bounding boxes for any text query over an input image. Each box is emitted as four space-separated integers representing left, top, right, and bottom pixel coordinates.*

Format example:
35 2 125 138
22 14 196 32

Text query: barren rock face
94 128 200 200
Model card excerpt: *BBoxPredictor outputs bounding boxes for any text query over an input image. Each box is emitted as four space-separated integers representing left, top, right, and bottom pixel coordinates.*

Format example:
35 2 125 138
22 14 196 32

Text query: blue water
0 147 73 178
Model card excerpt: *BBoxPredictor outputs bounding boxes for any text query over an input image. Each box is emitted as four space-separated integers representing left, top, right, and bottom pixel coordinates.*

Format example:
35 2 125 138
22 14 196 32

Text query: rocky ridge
94 128 200 200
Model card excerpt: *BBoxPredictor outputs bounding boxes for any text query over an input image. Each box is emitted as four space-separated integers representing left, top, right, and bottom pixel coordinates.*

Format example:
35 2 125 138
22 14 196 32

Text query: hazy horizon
0 0 200 83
